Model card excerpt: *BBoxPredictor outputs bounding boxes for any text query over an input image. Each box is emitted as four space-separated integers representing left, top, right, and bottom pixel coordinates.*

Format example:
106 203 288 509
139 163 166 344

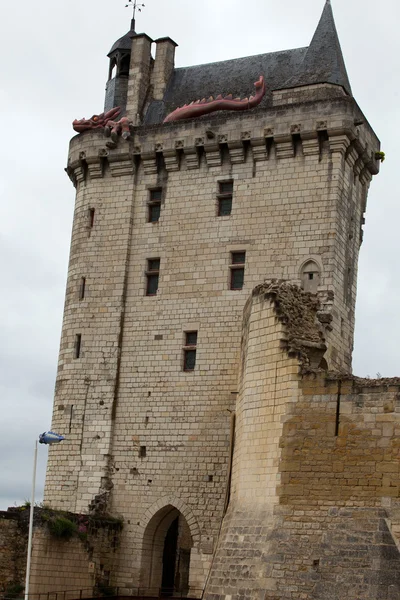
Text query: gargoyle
164 76 266 123
72 107 133 147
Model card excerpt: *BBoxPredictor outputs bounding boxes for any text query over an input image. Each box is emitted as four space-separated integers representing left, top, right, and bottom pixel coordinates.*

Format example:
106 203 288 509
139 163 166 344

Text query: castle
26 3 400 600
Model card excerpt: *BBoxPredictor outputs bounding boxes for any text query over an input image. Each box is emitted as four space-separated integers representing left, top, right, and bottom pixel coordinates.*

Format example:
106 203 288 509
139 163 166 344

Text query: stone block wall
38 86 380 595
205 284 400 600
0 510 27 596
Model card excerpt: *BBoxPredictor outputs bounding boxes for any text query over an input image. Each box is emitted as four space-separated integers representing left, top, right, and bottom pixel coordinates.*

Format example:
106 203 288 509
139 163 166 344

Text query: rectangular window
148 189 162 223
183 331 197 372
79 277 86 300
230 251 246 290
146 258 160 296
217 181 233 216
74 334 82 359
88 208 95 229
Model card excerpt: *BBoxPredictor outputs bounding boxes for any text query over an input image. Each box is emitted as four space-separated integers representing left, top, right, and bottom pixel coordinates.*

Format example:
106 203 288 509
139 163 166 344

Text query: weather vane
125 0 145 25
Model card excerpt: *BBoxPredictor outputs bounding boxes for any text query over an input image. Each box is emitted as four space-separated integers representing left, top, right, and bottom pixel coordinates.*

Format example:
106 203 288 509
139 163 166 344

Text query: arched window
301 260 320 294
119 54 130 77
108 58 117 81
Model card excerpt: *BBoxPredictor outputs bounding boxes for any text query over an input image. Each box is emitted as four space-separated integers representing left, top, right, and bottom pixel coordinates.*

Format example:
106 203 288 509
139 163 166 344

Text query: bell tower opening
140 505 193 597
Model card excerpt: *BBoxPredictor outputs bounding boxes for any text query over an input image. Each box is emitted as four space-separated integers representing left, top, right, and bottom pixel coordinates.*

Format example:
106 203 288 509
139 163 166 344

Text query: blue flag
39 432 65 445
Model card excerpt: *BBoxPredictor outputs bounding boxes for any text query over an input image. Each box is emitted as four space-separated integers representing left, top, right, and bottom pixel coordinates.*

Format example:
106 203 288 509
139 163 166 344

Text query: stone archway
140 505 193 596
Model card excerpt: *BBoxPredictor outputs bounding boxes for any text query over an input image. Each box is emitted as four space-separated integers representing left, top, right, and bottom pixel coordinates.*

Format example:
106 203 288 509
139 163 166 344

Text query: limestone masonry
27 3 400 600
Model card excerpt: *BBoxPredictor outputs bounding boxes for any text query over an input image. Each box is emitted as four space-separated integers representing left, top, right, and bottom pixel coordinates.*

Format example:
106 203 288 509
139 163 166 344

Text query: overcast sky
0 0 398 510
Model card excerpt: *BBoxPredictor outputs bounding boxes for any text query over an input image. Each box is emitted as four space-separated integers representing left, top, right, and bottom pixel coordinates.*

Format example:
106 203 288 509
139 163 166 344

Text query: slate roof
108 1 352 124
108 19 136 57
283 0 352 94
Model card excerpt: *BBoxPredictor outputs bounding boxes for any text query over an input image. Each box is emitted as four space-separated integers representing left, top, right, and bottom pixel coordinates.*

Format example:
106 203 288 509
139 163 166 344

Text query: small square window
217 181 233 217
185 331 198 346
231 252 246 265
146 259 160 296
219 181 233 195
183 331 197 371
148 189 162 223
230 252 246 290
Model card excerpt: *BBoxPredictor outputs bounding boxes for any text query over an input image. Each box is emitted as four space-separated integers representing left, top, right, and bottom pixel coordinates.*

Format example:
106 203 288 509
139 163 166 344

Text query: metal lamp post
24 432 65 600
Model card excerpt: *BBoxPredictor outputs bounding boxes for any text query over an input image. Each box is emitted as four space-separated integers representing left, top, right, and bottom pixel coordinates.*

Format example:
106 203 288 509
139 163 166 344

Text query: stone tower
32 3 395 600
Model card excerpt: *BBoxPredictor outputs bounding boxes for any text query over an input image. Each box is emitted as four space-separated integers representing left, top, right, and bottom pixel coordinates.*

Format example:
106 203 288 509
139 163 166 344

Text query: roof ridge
174 47 308 72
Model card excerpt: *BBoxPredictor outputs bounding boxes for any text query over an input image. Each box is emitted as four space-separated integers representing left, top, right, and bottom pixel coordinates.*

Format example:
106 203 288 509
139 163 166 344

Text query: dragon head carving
72 107 122 133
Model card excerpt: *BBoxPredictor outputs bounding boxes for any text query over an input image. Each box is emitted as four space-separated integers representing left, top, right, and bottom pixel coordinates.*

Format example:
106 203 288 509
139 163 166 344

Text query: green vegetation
47 516 78 540
4 582 24 599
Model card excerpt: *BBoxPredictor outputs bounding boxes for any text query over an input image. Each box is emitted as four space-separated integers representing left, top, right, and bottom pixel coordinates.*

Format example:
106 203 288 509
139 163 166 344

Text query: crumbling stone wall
0 510 28 596
205 283 400 600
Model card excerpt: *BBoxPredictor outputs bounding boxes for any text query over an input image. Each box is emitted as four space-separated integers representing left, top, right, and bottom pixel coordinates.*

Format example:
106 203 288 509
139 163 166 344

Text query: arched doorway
140 505 193 596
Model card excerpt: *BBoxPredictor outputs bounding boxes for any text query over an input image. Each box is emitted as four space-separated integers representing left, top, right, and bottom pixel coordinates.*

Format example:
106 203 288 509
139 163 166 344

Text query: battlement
67 93 379 187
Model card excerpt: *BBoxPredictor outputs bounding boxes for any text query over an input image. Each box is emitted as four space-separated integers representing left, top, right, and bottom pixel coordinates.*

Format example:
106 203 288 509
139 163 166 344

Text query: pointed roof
282 0 352 94
108 19 136 57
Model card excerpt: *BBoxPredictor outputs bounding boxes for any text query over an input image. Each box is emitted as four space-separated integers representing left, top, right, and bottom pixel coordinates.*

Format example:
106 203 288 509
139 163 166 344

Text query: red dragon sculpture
72 107 132 146
163 76 266 123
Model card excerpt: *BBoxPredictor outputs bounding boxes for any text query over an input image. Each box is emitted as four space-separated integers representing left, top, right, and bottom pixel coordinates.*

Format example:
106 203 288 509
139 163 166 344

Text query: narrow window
183 331 197 371
146 258 160 296
301 261 320 294
74 334 82 359
148 189 162 223
79 277 86 300
88 208 95 229
230 252 246 290
139 446 147 458
217 181 233 216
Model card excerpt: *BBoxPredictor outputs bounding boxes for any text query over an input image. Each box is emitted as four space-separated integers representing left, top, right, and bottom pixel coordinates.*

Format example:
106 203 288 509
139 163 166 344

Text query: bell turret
104 20 135 113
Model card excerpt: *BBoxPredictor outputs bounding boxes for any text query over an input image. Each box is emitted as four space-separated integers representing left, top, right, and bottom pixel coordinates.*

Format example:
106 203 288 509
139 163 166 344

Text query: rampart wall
205 283 400 600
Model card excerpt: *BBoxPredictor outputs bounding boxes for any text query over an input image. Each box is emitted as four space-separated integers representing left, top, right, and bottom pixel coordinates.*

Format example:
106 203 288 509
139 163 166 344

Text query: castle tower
32 2 384 598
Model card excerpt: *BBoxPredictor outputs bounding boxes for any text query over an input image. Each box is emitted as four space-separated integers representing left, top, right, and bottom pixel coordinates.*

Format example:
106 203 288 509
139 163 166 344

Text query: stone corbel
274 134 294 159
163 149 180 172
227 141 245 164
108 153 134 177
359 167 372 186
345 145 359 169
184 148 200 170
328 133 351 156
67 159 86 187
141 152 158 176
251 138 268 162
301 132 320 157
353 157 363 178
204 143 222 168
86 156 103 180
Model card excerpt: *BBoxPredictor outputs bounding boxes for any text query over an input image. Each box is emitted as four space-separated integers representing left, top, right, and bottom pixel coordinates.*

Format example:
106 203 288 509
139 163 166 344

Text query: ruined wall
205 284 400 600
0 511 28 596
30 513 122 597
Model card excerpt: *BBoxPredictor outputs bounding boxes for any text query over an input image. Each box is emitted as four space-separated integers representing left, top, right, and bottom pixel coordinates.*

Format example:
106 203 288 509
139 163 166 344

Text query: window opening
301 261 320 294
230 251 246 290
79 277 86 300
139 446 147 458
74 334 82 359
183 331 197 371
88 208 95 229
148 189 162 223
146 258 160 296
217 180 233 216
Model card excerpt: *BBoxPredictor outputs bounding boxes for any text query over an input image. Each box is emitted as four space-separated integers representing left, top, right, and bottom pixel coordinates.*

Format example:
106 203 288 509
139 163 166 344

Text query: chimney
126 33 153 124
151 37 178 101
